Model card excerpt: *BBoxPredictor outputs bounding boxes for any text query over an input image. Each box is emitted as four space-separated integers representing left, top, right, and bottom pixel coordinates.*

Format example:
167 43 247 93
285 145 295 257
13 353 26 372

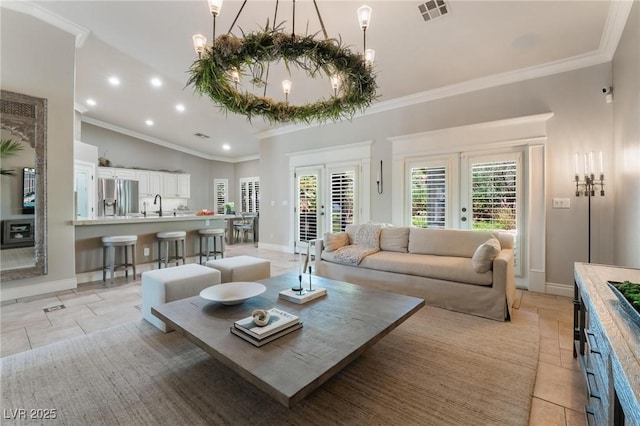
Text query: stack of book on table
231 308 302 347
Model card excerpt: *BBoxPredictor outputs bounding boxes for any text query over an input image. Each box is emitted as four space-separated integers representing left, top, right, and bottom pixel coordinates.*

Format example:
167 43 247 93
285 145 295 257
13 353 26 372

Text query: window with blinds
298 174 318 242
410 165 447 228
213 179 228 214
239 177 260 213
330 170 356 232
471 161 517 231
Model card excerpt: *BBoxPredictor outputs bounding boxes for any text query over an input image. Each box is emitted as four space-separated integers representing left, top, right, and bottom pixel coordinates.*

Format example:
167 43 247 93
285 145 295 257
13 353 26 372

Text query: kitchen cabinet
98 167 136 180
163 173 190 198
136 170 163 197
177 174 190 198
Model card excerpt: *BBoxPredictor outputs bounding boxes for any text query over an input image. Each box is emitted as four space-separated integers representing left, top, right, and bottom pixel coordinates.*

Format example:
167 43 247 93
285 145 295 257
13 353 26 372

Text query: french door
407 150 523 275
295 164 359 251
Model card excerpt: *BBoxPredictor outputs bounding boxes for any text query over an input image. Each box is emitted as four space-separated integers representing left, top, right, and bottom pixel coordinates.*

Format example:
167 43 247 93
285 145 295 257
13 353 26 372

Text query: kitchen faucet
153 194 163 216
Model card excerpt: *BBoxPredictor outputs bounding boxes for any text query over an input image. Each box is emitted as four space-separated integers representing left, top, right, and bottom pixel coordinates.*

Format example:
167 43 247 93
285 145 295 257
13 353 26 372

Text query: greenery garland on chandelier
188 26 378 124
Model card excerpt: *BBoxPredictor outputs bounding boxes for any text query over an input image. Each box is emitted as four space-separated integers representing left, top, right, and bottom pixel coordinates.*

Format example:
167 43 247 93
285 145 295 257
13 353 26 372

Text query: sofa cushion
323 231 349 252
472 237 502 273
408 228 496 258
358 251 493 286
380 227 410 253
354 223 383 249
345 224 359 245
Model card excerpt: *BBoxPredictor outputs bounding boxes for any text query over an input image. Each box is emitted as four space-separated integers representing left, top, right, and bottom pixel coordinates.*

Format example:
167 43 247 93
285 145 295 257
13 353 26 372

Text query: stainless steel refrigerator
98 178 139 216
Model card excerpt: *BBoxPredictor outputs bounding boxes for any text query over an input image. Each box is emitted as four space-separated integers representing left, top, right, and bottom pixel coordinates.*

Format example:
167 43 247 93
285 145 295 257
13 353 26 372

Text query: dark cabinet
1 219 35 249
574 263 640 426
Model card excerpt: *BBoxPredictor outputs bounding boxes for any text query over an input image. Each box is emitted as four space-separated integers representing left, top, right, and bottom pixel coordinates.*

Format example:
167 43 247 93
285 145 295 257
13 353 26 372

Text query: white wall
1 8 77 299
260 63 616 288
613 2 640 268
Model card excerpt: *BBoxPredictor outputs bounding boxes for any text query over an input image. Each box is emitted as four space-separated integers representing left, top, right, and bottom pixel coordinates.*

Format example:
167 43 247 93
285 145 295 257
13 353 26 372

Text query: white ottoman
205 255 270 283
142 263 221 332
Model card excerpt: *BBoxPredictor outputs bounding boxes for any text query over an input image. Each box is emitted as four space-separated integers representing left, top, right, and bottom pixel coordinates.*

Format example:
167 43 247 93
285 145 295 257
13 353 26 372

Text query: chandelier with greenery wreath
187 0 378 124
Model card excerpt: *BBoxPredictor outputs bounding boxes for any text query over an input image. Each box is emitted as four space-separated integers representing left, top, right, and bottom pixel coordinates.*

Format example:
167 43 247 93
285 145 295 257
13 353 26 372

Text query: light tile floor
0 243 587 425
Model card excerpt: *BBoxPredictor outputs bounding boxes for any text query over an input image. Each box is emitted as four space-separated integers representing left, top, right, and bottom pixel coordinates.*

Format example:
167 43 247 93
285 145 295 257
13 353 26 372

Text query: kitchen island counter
74 215 230 281
74 214 233 226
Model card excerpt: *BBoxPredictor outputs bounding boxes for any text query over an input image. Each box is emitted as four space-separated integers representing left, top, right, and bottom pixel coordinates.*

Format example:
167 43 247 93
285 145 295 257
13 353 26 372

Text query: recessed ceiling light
175 104 185 112
150 77 163 87
108 76 121 86
86 98 96 106
222 144 231 151
145 119 154 126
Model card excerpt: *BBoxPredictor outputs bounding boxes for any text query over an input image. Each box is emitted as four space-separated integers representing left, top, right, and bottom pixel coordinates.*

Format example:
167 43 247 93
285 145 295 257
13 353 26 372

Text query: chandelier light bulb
330 74 341 95
364 49 376 64
192 34 207 56
208 0 223 16
357 5 372 30
282 79 292 95
231 69 240 83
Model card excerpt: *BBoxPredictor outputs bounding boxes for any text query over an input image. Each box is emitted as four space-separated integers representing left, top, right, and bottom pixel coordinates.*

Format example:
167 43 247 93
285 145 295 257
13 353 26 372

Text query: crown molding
81 117 258 163
599 0 635 60
257 1 632 141
1 1 90 48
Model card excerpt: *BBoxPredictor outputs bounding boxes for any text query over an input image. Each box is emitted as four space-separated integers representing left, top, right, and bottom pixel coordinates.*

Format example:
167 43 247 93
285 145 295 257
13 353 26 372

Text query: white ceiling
9 1 629 161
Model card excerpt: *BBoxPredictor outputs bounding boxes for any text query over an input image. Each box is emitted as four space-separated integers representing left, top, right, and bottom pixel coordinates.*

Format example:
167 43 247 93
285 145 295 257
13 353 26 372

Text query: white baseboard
545 282 574 298
526 270 546 293
0 277 77 301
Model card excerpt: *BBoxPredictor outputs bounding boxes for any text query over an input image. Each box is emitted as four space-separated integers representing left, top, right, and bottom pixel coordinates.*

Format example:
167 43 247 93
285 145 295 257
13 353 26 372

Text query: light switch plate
205 219 210 226
552 198 571 209
143 247 150 256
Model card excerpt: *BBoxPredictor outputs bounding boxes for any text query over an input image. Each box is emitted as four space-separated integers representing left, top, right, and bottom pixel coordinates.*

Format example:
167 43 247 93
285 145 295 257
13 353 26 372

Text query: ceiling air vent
194 132 210 139
418 0 449 22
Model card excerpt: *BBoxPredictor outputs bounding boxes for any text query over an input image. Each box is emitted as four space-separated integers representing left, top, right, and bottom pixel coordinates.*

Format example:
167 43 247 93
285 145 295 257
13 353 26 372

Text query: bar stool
157 231 186 269
101 235 137 284
199 228 225 264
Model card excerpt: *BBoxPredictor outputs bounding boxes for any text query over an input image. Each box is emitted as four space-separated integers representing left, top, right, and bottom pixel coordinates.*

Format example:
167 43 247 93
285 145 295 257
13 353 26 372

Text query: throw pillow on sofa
354 223 383 249
472 237 501 273
323 231 350 252
380 227 410 253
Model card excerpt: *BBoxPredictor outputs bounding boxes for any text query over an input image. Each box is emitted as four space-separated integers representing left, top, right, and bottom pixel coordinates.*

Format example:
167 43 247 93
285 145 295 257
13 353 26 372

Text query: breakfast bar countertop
73 214 232 226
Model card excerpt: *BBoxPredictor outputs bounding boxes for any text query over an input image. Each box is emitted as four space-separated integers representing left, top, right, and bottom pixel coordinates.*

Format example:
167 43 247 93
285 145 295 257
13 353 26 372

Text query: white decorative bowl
199 282 266 305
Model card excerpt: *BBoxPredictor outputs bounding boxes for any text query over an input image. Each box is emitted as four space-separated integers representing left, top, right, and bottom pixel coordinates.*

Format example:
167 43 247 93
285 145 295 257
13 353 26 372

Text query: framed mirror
1 90 48 281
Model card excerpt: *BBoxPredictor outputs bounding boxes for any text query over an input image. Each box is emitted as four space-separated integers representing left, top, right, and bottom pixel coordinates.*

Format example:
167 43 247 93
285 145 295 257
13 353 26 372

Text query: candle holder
291 274 305 295
376 160 383 194
307 266 315 292
574 167 605 263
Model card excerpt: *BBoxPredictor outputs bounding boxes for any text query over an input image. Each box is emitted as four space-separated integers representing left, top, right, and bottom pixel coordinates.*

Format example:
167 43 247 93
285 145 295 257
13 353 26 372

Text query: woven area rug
1 306 539 426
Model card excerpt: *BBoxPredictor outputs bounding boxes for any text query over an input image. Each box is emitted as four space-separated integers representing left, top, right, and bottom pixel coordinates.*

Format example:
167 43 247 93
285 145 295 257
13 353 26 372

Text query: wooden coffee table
152 272 424 407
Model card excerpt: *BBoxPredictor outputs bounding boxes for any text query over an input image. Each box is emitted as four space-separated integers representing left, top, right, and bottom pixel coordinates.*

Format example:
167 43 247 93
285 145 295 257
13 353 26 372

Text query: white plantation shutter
213 179 228 214
409 164 447 228
239 177 260 213
298 174 318 242
329 169 357 232
471 161 517 231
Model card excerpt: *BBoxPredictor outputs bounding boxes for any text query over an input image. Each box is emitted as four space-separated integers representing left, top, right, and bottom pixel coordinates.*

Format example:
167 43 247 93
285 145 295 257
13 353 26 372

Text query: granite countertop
74 214 233 226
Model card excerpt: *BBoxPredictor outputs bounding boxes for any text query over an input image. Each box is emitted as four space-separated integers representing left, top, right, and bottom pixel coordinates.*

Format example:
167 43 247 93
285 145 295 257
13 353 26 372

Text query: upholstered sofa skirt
316 252 514 321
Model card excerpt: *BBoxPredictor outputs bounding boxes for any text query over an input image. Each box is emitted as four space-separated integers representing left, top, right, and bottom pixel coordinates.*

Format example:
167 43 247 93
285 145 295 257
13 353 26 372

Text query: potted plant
224 202 235 215
0 138 24 176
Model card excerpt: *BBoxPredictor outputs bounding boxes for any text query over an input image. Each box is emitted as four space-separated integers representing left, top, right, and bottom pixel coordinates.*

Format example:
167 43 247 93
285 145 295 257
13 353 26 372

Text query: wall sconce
376 160 383 194
574 151 605 263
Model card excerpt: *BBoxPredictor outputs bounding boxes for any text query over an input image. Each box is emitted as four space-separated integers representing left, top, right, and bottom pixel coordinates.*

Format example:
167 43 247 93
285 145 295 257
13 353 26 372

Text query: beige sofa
311 224 516 321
